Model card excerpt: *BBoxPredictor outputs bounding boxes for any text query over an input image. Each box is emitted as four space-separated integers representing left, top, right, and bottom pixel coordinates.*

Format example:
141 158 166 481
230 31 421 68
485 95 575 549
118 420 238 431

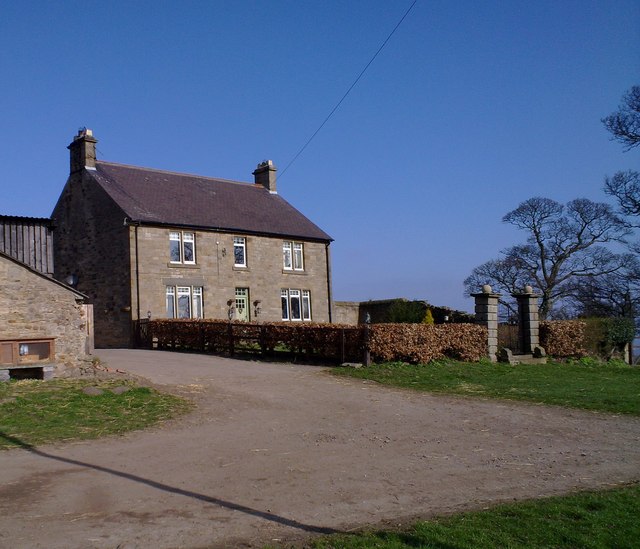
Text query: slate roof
89 161 332 242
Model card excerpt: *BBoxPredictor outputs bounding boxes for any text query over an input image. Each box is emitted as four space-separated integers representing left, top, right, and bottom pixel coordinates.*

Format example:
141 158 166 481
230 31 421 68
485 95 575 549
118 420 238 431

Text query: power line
279 0 418 178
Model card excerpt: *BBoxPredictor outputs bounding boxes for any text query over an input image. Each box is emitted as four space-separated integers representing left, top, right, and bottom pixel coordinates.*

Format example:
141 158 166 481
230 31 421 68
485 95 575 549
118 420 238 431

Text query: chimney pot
68 128 98 173
253 159 277 193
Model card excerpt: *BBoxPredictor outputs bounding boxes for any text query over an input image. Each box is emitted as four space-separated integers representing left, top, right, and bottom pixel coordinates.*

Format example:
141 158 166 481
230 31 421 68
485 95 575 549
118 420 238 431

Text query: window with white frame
281 289 290 320
192 287 203 318
302 290 312 320
283 241 304 271
169 231 196 264
281 288 312 321
166 287 176 318
166 285 203 319
233 236 246 267
177 286 192 318
289 289 301 320
293 243 304 270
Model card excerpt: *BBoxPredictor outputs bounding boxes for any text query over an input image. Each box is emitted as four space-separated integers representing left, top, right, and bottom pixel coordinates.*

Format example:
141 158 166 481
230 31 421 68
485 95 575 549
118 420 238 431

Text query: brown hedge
539 320 586 358
369 323 487 364
147 319 363 361
144 320 487 364
144 318 604 363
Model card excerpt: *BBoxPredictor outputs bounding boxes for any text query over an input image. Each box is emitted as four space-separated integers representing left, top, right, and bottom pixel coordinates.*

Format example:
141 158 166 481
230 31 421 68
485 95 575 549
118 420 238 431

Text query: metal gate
134 318 151 348
497 301 522 354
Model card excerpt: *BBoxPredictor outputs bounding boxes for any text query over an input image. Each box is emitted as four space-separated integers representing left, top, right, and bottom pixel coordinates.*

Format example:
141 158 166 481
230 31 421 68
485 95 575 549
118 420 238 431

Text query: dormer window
170 231 196 264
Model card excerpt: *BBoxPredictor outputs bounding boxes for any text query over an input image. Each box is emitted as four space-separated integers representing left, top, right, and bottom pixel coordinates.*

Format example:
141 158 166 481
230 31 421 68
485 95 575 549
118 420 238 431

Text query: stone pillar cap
470 284 501 298
471 291 501 298
512 287 541 298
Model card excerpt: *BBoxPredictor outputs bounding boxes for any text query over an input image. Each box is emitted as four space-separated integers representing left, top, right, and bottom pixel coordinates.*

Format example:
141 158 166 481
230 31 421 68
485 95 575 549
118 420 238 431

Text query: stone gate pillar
512 285 541 354
472 285 500 362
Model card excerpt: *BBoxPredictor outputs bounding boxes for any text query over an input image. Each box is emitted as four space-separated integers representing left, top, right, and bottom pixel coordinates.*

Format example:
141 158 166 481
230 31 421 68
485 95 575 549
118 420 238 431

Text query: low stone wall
333 299 474 325
333 301 361 325
0 254 90 376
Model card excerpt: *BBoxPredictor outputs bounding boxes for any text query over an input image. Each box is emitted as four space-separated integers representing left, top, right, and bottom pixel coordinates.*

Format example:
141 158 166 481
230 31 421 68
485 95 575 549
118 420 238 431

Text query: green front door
235 288 250 322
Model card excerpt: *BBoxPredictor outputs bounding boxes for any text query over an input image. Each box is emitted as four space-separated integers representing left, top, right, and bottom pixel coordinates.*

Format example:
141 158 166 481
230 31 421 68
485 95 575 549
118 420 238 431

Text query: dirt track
1 349 639 548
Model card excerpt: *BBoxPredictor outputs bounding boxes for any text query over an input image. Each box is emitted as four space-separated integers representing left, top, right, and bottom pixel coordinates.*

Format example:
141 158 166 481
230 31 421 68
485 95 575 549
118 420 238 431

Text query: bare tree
464 197 628 318
604 170 640 258
568 255 640 319
602 85 640 151
605 170 640 222
602 89 640 254
600 88 640 332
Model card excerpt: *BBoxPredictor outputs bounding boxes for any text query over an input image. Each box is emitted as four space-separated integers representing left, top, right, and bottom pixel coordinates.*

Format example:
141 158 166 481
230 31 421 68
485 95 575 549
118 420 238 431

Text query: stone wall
52 172 132 348
333 301 361 325
131 226 332 324
0 254 89 374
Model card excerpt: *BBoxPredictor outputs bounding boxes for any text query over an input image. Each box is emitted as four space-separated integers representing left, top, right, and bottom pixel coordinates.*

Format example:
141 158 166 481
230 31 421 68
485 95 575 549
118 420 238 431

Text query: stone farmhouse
52 129 334 348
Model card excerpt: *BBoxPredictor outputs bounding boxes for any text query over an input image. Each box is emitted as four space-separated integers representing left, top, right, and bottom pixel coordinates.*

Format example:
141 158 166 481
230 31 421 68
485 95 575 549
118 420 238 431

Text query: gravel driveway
1 349 639 548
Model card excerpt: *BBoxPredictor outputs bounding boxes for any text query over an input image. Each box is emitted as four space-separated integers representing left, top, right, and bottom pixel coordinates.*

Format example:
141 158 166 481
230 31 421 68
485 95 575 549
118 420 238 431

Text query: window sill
282 270 306 275
233 266 250 272
281 319 312 322
167 263 200 269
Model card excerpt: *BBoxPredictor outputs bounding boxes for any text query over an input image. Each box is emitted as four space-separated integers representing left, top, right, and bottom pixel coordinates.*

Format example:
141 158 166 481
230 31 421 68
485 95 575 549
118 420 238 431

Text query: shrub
582 318 607 357
438 324 487 362
386 300 426 323
147 319 363 362
422 309 435 325
535 319 634 361
144 319 488 365
369 323 486 364
540 320 586 358
603 317 636 349
582 317 635 359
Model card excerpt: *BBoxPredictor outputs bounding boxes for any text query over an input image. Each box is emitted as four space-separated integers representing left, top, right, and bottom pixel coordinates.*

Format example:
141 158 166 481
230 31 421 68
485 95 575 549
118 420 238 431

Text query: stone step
507 354 548 365
498 347 548 365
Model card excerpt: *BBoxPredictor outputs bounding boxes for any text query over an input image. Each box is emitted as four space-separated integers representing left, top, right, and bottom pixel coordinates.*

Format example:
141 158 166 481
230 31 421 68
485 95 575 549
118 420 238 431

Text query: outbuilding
0 250 93 380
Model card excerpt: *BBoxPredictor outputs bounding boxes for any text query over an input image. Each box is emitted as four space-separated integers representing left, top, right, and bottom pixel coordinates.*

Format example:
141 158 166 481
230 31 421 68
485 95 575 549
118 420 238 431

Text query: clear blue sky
1 1 638 312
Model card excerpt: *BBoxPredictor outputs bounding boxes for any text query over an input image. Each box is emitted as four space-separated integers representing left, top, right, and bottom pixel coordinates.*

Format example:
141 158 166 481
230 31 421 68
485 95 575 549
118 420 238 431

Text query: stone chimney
68 128 97 173
253 160 277 193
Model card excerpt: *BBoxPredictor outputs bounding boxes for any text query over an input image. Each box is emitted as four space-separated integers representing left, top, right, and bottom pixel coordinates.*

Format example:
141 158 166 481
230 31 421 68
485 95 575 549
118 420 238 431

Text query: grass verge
309 484 640 549
0 378 193 449
333 360 640 415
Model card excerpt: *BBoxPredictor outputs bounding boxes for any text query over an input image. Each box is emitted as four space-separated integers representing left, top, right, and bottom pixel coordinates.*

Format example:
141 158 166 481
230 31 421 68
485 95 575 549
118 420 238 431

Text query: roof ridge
96 160 253 186
0 214 52 223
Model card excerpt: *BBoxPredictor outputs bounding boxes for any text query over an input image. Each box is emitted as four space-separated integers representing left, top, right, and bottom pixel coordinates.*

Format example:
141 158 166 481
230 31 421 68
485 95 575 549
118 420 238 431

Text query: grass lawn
333 360 640 416
309 484 640 549
0 378 192 449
